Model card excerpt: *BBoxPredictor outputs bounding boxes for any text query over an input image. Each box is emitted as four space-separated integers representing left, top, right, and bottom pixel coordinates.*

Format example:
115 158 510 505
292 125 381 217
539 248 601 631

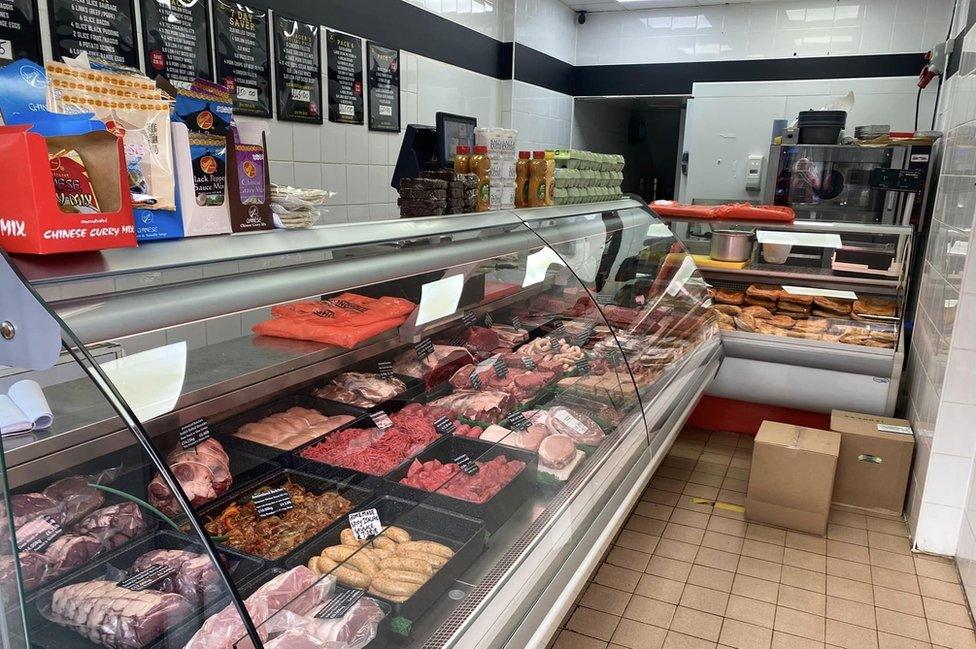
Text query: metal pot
709 229 755 262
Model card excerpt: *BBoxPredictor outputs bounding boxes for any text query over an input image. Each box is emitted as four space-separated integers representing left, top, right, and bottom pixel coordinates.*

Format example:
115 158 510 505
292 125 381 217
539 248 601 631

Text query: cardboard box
829 410 915 516
746 421 841 535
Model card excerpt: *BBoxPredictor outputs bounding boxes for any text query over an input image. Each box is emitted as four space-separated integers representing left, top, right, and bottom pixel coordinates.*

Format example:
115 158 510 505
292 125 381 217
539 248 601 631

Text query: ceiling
563 0 772 13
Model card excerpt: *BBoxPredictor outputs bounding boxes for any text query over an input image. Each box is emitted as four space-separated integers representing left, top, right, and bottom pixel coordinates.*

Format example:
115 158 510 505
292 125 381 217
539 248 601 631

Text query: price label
575 358 591 375
118 563 177 591
252 487 295 518
378 361 394 379
453 453 479 475
447 336 465 347
461 311 477 327
507 411 530 431
18 515 63 553
604 348 624 368
554 409 590 436
576 324 596 347
469 370 483 389
512 316 522 331
548 321 565 341
433 416 456 435
484 313 494 328
521 356 537 370
595 293 615 305
179 418 211 450
316 588 366 618
415 338 435 360
493 357 509 379
877 423 913 435
348 508 383 541
370 411 394 429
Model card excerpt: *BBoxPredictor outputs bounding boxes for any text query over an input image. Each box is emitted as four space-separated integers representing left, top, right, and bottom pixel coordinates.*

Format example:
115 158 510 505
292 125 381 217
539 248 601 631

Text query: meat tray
383 436 538 532
195 469 374 564
311 371 426 415
214 394 365 468
24 531 264 649
284 494 486 627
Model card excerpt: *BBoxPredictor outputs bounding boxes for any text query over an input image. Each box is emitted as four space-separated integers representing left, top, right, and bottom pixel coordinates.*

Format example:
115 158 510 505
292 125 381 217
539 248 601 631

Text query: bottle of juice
515 151 531 208
529 151 547 207
471 145 491 212
454 145 470 174
544 150 556 207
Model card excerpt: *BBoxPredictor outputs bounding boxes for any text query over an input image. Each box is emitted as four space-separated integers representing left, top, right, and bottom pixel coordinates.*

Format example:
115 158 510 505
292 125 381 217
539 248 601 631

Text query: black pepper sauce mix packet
176 88 233 138
49 148 100 213
188 134 227 206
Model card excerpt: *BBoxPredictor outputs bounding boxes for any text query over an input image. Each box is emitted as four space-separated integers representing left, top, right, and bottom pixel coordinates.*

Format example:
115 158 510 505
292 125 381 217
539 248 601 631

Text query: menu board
366 41 399 132
326 29 363 126
213 0 271 117
0 0 40 64
140 0 213 88
48 0 137 67
273 14 321 123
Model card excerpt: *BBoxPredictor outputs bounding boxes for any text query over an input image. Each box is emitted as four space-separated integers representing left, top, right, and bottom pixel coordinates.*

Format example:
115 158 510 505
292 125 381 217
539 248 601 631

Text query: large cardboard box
746 421 841 535
829 410 915 516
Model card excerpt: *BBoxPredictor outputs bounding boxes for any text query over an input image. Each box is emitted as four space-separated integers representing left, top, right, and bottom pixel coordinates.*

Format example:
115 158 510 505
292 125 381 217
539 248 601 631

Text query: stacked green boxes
552 150 625 205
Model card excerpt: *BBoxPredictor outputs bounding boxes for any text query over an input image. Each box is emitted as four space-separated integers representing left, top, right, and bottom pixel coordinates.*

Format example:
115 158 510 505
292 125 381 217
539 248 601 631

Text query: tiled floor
551 427 976 649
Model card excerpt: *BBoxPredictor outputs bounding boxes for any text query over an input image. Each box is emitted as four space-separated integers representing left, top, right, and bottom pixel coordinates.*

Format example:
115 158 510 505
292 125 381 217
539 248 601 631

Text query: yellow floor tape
692 497 746 513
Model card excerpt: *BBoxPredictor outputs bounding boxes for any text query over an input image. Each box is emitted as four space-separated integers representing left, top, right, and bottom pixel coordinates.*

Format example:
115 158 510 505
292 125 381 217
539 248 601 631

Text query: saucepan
709 229 755 262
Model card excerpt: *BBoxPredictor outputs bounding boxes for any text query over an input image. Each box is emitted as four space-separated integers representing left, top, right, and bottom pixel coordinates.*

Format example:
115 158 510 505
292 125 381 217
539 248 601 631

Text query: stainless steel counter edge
721 329 896 376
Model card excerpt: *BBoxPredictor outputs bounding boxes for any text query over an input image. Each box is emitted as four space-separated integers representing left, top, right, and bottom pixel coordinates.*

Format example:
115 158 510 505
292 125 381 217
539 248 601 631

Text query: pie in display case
0 198 721 648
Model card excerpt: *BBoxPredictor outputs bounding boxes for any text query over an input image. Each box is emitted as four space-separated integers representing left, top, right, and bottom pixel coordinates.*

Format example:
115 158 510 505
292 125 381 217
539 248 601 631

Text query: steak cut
129 549 221 607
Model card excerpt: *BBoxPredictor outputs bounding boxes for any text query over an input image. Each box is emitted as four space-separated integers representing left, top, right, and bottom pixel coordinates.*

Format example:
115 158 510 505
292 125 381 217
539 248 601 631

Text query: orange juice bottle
544 151 555 206
471 145 491 212
454 145 470 174
515 151 531 208
529 151 547 207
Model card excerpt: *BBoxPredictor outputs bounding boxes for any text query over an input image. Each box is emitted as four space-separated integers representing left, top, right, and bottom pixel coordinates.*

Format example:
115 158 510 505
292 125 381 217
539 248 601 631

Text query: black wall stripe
574 53 928 97
514 43 574 96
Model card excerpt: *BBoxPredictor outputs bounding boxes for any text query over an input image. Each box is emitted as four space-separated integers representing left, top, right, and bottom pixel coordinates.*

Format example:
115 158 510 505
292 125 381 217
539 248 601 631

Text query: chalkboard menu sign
366 41 399 132
140 0 212 87
213 0 271 117
0 0 41 64
48 0 137 67
326 29 363 126
273 14 322 123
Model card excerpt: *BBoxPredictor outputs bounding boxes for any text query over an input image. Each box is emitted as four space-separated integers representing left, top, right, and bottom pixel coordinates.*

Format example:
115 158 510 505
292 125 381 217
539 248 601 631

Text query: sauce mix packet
188 134 227 206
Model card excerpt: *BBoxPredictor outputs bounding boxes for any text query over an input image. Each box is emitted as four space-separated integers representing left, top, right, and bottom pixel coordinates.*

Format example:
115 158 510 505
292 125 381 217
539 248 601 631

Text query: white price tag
237 86 259 101
349 508 383 541
292 88 311 102
757 230 843 249
0 40 12 61
877 423 913 435
379 105 393 116
554 410 588 436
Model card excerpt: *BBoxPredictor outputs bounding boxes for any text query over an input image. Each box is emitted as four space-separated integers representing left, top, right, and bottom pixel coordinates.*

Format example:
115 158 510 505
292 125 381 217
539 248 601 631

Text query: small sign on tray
370 411 394 429
461 311 477 327
484 313 494 328
118 563 177 591
349 507 383 541
604 348 624 368
507 411 530 430
19 515 63 553
179 418 212 450
521 356 537 370
492 357 508 379
469 370 483 389
433 416 456 435
512 315 522 331
415 338 435 360
575 358 591 375
316 588 366 618
453 453 479 475
378 361 394 379
252 487 294 518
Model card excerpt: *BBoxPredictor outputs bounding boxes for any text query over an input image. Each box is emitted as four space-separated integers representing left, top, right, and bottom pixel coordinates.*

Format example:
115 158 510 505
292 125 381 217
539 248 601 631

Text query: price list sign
366 41 399 132
326 29 363 125
140 0 213 88
213 0 271 117
0 0 40 64
48 0 138 67
274 14 322 123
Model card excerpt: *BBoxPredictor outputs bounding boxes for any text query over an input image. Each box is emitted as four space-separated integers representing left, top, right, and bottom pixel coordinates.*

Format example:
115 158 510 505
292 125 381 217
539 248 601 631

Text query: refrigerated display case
0 198 721 649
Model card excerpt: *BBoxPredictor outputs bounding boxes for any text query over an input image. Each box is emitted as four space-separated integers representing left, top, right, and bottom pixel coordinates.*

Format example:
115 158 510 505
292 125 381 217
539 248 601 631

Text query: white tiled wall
509 80 575 151
515 0 579 64
575 0 954 66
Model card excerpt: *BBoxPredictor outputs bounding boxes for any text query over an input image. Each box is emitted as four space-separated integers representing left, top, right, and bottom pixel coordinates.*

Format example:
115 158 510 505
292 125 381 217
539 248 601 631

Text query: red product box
0 125 137 254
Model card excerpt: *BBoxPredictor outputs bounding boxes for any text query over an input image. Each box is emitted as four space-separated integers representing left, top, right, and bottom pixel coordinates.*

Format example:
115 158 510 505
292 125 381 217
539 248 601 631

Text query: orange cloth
713 203 794 222
649 200 718 219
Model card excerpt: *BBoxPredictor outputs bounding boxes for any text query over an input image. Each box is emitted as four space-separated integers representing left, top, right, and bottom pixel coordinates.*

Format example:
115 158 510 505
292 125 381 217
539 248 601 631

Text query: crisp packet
49 148 100 213
235 144 266 204
188 134 227 206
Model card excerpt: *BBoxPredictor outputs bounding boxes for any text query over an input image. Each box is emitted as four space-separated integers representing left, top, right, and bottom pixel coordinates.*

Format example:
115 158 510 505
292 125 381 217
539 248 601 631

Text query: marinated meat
234 408 354 451
429 390 518 424
400 456 525 504
300 409 440 475
74 502 147 549
449 363 556 401
392 345 475 389
539 435 577 469
129 549 220 606
546 406 605 446
204 481 352 560
42 476 106 527
43 534 102 577
47 580 192 649
185 568 335 649
313 372 407 408
148 438 233 515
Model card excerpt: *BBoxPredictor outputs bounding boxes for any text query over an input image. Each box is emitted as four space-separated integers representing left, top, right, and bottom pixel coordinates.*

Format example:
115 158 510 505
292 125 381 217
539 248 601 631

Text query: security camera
577 11 587 24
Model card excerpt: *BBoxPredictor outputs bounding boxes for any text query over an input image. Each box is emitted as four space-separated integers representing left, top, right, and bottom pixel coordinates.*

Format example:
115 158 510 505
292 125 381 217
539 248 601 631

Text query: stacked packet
475 127 517 210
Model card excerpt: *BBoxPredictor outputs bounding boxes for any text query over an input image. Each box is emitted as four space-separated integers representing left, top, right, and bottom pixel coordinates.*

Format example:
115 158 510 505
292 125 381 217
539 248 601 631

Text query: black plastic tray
195 469 374 564
284 494 485 624
214 394 364 468
383 436 537 532
25 531 263 649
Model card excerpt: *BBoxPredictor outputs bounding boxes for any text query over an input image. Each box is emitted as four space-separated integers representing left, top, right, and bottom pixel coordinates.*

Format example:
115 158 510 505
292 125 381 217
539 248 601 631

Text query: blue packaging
135 183 185 242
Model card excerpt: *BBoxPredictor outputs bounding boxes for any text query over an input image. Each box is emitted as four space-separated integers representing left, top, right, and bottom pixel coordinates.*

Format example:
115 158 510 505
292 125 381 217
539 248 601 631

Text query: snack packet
49 148 100 213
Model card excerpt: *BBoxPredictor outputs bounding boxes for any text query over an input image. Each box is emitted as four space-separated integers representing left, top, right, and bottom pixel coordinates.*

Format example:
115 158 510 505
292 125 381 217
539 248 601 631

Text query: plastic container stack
552 150 625 205
475 127 518 210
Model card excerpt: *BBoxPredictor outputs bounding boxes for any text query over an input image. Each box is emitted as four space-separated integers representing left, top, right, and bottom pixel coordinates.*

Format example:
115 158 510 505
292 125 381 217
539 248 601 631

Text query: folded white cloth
0 380 53 437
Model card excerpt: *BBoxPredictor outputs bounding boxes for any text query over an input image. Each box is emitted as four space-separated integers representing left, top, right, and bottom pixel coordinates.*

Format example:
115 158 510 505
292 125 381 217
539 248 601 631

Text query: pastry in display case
0 198 721 648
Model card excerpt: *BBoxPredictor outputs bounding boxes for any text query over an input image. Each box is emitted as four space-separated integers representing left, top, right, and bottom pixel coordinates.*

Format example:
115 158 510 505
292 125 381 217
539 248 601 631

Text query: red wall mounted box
0 125 136 254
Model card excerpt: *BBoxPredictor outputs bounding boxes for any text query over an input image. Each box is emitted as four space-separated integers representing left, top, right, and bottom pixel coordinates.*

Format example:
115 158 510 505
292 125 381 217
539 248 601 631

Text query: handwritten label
575 358 591 375
316 588 366 618
378 361 394 379
118 563 177 591
521 356 537 370
512 316 522 331
493 357 509 379
370 411 394 429
349 508 382 541
179 418 211 450
19 515 63 553
433 416 456 435
252 487 294 518
453 453 479 475
461 311 477 327
469 371 483 389
415 338 435 360
507 411 530 431
484 313 494 328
